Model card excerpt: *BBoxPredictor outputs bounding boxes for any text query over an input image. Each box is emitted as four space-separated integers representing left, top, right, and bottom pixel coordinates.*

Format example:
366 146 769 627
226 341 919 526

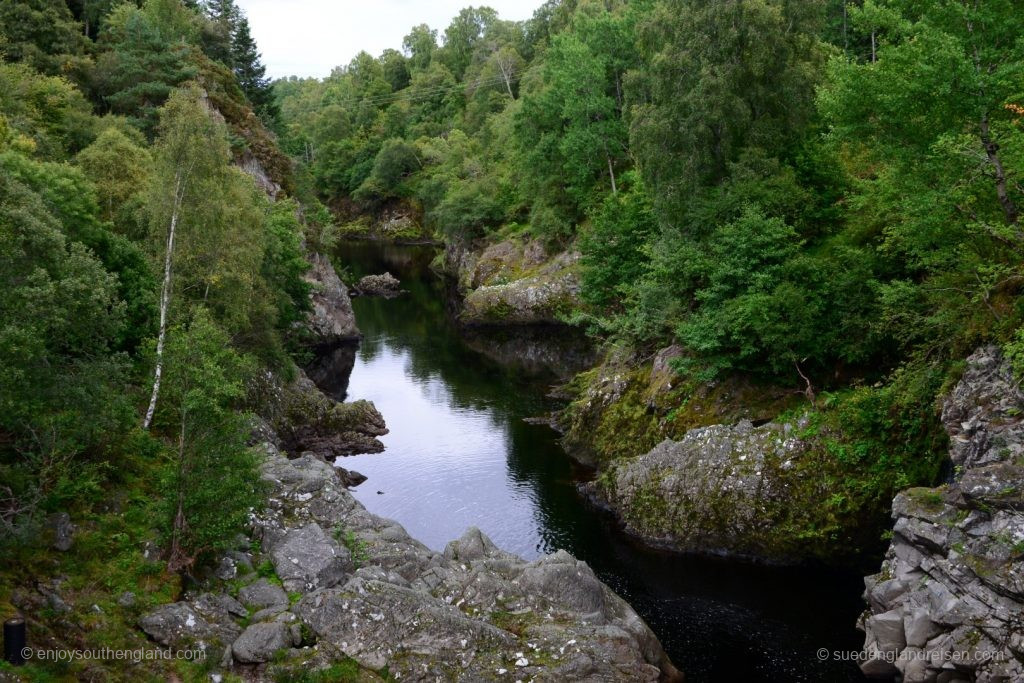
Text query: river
320 241 867 683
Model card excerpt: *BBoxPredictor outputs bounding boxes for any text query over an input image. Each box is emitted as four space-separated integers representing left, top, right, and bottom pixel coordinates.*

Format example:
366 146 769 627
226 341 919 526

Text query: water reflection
304 342 357 401
322 241 867 683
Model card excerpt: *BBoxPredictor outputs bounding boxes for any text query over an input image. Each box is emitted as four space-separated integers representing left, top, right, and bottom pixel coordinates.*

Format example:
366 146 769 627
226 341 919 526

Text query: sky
234 0 543 80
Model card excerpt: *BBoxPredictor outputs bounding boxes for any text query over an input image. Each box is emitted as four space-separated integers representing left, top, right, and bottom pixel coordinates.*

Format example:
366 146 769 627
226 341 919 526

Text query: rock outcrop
860 347 1024 682
261 370 388 460
303 252 360 343
583 418 832 562
558 346 795 469
140 435 682 681
441 238 583 326
356 272 402 297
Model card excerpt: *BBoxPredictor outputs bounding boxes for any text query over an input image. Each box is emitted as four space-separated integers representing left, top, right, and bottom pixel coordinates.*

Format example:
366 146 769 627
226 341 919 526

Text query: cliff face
302 252 360 343
860 347 1024 682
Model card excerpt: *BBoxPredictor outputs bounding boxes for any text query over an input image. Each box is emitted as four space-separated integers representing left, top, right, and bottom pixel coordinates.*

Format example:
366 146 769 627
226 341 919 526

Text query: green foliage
1005 327 1024 382
0 61 96 159
629 0 827 225
95 0 200 135
0 150 157 351
0 0 90 77
154 307 263 570
0 165 130 537
261 198 312 329
579 172 656 310
75 124 154 237
354 137 421 203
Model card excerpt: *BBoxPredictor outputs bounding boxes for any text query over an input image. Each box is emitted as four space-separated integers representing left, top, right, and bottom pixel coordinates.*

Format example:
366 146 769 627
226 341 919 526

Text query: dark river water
324 241 868 683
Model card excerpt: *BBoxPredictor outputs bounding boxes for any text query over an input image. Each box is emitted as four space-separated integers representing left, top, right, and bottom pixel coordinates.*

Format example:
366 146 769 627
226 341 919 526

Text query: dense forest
0 0 312 629
278 0 1023 381
274 0 1024 545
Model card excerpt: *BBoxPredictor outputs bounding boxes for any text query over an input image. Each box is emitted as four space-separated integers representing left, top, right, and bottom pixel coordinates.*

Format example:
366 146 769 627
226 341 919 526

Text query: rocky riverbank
139 422 682 681
438 237 582 326
132 251 681 681
859 347 1024 682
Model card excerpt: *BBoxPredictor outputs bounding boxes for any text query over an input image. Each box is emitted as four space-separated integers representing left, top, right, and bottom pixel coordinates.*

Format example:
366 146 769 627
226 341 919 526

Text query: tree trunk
979 113 1019 225
167 411 189 572
603 141 618 196
143 171 184 430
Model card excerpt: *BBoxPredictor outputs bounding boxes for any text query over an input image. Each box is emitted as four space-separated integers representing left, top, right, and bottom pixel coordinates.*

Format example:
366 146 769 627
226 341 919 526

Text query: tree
199 0 239 65
231 14 278 125
0 0 89 77
515 31 627 228
0 162 129 537
580 172 657 309
75 125 154 236
143 87 231 429
156 307 261 572
95 0 200 136
441 6 498 80
819 0 1024 352
629 0 827 226
1 149 157 353
0 61 96 159
402 24 437 71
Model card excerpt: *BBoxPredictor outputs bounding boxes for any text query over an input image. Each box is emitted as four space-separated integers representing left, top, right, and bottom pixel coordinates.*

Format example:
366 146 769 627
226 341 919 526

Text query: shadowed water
325 241 868 683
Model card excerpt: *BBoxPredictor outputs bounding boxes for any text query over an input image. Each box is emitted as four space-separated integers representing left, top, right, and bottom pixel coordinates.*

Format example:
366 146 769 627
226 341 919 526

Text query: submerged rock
302 252 360 343
860 347 1024 682
355 272 402 297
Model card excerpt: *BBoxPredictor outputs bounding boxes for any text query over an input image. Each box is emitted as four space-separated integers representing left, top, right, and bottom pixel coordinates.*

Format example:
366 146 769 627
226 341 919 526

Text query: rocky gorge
133 253 681 681
859 347 1024 682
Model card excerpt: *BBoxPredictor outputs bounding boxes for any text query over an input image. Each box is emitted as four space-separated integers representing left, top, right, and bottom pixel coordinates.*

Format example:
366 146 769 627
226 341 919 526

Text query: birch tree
143 87 230 429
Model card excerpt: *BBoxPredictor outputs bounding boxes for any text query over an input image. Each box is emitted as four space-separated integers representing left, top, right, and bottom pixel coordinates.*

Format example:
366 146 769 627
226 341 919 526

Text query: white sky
234 0 543 80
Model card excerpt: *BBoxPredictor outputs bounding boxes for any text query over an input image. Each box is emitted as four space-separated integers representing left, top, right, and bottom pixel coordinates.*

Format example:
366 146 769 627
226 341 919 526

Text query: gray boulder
356 272 401 297
238 578 288 610
586 418 816 561
269 523 352 593
139 601 238 648
452 238 583 326
232 621 291 664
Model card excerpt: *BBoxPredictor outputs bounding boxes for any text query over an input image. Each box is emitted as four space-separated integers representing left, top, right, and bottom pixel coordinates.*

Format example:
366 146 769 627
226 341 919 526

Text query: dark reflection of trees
304 342 357 401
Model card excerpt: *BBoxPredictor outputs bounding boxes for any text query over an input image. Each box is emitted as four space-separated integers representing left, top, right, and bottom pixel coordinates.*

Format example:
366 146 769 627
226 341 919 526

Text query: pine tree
199 0 238 66
231 15 278 126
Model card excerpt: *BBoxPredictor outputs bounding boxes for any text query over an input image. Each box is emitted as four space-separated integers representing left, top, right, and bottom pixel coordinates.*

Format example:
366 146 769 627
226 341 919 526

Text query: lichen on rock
441 237 585 327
